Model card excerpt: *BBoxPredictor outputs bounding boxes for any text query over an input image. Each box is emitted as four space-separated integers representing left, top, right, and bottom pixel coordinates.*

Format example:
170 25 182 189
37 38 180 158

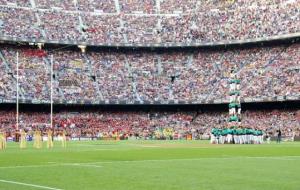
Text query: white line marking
0 179 63 190
1 156 299 170
0 164 64 169
0 163 103 169
78 164 102 168
63 163 102 168
244 156 300 161
65 156 300 165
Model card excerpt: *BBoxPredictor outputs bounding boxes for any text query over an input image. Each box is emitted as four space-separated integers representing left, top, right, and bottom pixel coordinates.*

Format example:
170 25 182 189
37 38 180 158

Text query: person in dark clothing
277 129 282 143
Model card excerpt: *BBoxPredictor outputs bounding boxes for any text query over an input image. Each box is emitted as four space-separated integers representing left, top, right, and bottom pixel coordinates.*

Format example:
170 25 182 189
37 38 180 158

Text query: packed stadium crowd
0 0 299 44
0 43 299 103
0 110 299 139
0 0 299 144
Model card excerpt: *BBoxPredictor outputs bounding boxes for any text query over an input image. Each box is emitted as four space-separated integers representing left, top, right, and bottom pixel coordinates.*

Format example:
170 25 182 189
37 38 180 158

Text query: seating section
0 0 31 7
0 54 16 99
82 14 123 44
0 0 299 44
39 11 81 41
120 0 156 13
0 7 42 39
0 44 299 103
36 0 75 10
0 1 299 140
0 110 299 138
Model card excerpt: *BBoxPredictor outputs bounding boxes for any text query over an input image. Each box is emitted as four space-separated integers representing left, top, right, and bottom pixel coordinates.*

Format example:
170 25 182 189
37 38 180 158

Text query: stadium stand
0 0 299 142
0 110 299 139
0 43 298 103
0 0 299 44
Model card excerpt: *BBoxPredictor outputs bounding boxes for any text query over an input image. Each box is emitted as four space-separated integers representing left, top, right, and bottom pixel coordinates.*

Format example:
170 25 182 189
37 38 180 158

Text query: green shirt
211 128 218 135
229 115 239 122
236 129 242 135
229 79 241 84
229 91 241 96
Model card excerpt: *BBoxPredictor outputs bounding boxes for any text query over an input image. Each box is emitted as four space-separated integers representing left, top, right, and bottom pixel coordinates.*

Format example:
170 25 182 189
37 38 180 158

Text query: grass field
1 140 300 190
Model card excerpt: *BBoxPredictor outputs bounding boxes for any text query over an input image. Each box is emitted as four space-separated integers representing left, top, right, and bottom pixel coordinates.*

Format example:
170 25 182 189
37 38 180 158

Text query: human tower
211 67 263 144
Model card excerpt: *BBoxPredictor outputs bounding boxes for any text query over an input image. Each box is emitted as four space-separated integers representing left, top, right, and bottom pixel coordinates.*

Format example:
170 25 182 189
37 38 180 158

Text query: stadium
0 0 300 189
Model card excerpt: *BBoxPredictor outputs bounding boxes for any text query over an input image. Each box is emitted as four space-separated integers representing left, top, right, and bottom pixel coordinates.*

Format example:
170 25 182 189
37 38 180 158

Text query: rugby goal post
15 52 54 142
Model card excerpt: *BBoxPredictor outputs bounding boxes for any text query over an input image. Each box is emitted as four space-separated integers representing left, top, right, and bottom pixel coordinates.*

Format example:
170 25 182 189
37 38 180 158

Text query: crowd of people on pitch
0 43 299 103
0 0 299 44
0 109 299 141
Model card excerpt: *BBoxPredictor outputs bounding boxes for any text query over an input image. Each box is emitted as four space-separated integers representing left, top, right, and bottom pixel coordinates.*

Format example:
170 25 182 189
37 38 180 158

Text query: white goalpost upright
16 51 19 132
15 51 54 136
50 54 53 129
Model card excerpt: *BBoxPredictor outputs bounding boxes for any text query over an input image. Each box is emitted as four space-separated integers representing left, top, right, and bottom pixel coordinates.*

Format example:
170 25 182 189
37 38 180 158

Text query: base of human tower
210 128 264 144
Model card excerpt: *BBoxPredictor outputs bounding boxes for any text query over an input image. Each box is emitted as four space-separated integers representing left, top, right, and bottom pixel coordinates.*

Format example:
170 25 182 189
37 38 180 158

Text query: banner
23 49 47 57
70 59 84 69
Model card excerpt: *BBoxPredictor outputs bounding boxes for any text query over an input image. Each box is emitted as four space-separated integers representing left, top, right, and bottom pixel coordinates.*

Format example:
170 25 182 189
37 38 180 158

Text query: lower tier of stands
0 109 299 139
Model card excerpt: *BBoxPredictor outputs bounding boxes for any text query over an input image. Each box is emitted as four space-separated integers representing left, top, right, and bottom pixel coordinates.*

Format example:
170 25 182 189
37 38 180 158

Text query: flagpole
16 51 19 131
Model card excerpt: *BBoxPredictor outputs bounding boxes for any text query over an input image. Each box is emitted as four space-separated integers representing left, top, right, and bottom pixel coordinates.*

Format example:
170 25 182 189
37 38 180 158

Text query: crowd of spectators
0 109 299 139
0 7 42 39
120 0 155 14
53 50 97 101
210 44 300 102
0 0 299 142
0 43 299 103
0 57 16 100
39 10 82 41
0 0 299 44
2 47 53 101
82 14 123 44
0 0 31 7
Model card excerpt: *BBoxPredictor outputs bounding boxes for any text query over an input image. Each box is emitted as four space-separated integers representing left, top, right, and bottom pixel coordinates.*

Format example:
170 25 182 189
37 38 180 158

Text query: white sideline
0 164 64 169
0 163 102 169
244 156 300 161
1 156 299 170
69 156 300 165
63 163 102 168
0 179 63 190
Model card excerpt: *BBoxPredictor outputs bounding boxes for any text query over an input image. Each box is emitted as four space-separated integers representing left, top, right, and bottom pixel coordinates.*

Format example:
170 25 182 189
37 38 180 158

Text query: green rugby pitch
0 140 300 190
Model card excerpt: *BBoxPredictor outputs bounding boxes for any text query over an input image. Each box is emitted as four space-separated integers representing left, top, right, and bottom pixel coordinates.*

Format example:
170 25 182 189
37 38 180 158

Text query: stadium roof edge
0 97 299 106
0 33 299 51
0 100 299 112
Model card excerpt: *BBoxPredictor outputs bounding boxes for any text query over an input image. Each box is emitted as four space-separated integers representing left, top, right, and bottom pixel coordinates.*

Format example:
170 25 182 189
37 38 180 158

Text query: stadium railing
0 33 299 48
0 95 299 105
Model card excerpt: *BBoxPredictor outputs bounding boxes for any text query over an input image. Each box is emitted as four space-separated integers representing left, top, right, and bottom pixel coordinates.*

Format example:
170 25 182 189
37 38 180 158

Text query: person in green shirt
226 128 233 144
241 128 247 144
232 127 238 144
236 128 243 144
258 130 264 144
246 128 251 144
229 115 239 122
218 128 225 144
210 128 218 144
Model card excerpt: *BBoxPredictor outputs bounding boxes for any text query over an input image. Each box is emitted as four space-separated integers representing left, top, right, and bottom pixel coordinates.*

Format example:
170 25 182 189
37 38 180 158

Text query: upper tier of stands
0 43 299 104
0 0 299 46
